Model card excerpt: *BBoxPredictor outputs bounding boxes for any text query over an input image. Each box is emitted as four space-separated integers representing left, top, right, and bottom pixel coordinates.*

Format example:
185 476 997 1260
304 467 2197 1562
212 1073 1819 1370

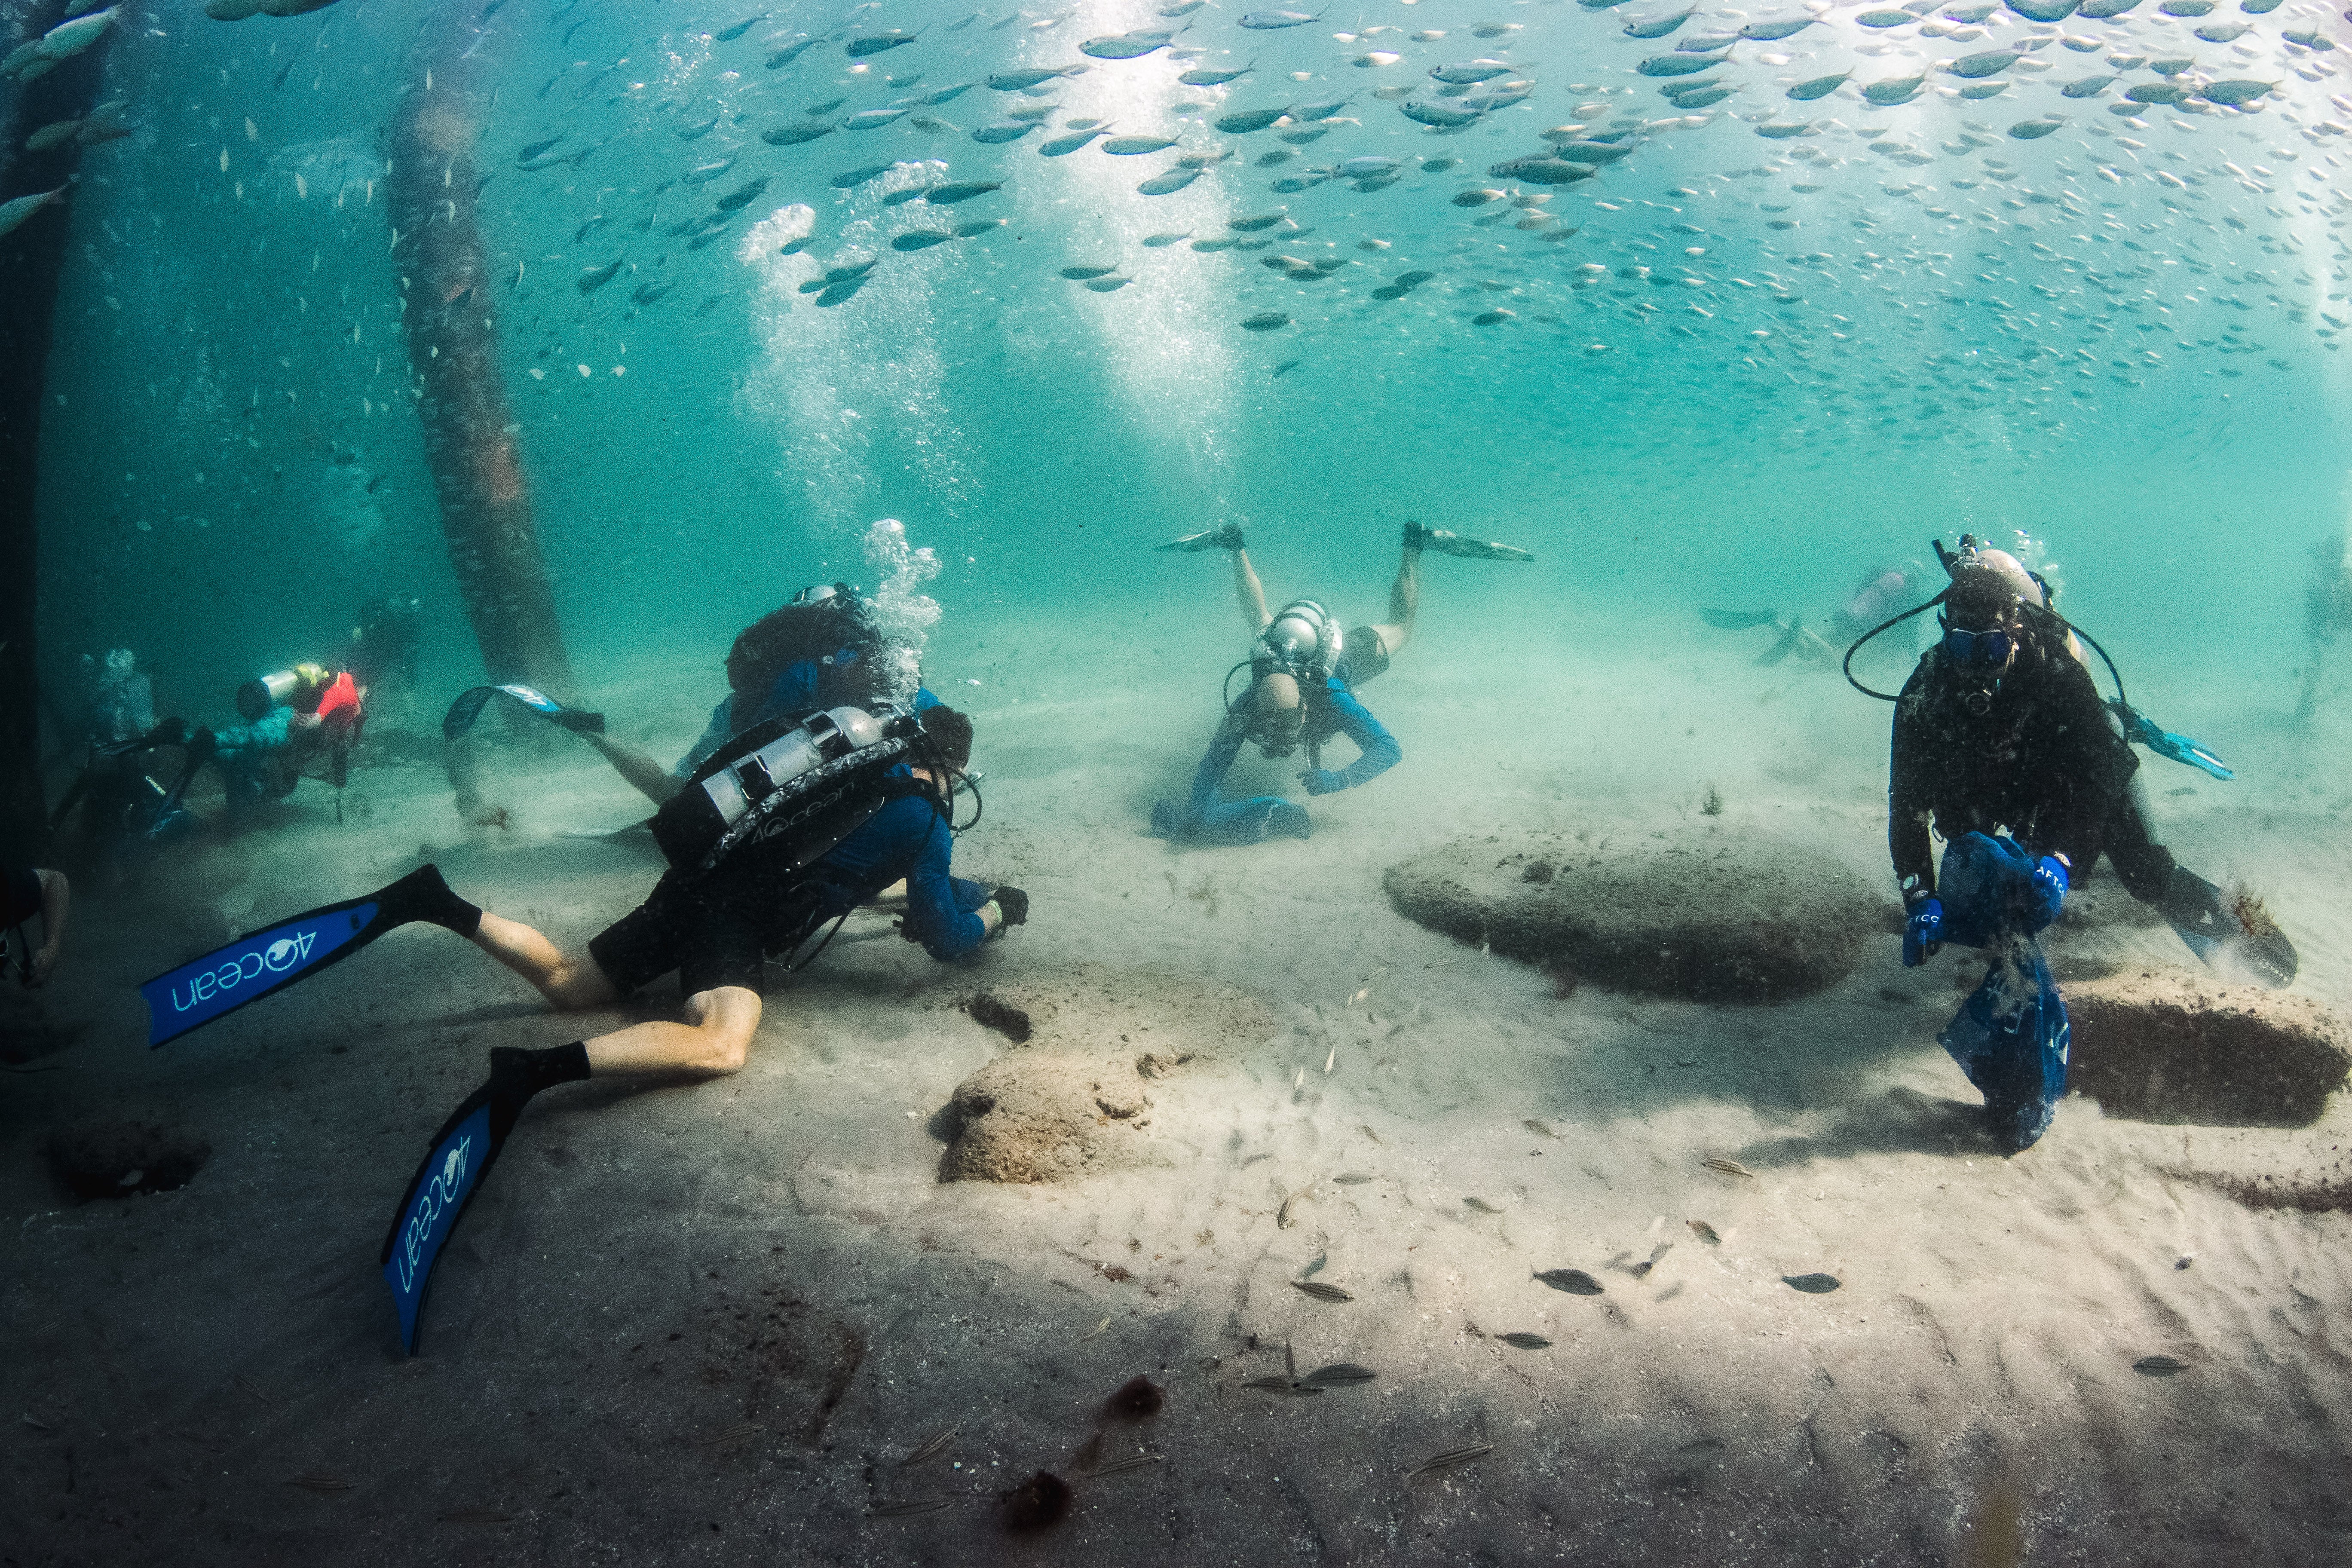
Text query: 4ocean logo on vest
139 900 379 1045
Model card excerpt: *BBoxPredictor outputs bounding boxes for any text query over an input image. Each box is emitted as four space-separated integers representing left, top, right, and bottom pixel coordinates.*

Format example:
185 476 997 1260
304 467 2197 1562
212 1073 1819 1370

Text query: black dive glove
991 886 1030 927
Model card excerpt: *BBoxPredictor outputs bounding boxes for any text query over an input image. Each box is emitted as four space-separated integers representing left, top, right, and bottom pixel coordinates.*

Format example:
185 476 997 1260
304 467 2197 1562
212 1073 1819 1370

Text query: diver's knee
550 959 620 1011
686 986 762 1075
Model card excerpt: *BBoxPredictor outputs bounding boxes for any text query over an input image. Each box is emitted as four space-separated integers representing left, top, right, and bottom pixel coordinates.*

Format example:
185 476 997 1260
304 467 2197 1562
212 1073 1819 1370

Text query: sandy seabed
4 607 2349 1567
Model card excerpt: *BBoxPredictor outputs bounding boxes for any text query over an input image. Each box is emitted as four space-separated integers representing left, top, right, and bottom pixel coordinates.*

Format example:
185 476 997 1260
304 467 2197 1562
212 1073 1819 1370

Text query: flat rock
940 965 1274 1184
2067 968 2350 1128
1384 831 1882 1002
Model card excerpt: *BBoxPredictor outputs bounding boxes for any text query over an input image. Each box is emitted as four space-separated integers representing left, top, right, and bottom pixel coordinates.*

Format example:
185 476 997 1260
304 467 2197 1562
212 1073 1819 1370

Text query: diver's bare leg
470 911 621 1010
1232 546 1273 633
1369 542 1421 658
579 986 763 1077
582 732 683 805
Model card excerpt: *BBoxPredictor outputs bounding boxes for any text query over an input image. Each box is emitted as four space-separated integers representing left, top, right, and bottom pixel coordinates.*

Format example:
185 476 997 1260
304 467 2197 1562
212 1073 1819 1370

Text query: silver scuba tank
651 703 910 870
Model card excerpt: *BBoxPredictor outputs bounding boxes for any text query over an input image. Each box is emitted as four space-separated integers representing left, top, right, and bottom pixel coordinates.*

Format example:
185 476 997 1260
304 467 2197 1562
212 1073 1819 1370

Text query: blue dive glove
1297 769 1348 797
2026 854 2068 934
1903 897 1945 968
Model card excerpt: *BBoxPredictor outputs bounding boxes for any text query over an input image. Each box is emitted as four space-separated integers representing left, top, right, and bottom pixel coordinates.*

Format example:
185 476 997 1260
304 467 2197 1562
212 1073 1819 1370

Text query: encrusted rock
940 967 1271 1184
1385 831 1883 1003
2068 969 2350 1127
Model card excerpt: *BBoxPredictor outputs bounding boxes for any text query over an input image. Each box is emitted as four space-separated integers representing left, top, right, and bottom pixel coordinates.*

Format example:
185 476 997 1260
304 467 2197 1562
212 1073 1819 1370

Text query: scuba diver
3 862 69 988
1849 538 2294 1149
150 663 366 835
442 583 937 809
49 649 181 866
1146 519 1531 845
1702 560 1929 668
138 700 1021 1352
2297 532 2351 723
347 596 424 709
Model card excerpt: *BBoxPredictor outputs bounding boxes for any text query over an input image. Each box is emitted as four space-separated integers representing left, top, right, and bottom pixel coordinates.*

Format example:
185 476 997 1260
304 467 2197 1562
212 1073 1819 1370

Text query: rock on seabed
1385 831 1883 1002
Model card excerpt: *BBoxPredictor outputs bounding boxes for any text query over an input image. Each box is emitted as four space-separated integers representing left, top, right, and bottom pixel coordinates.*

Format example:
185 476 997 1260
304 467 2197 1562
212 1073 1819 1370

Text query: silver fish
1623 8 1697 38
1946 50 2020 79
986 67 1082 90
1428 59 1513 84
924 179 1004 203
1402 101 1482 128
1533 1267 1604 1295
1038 127 1109 155
1216 105 1293 133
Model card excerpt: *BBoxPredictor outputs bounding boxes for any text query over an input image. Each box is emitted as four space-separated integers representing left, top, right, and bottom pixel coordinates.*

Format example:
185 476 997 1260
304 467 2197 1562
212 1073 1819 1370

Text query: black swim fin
1753 621 1805 667
442 684 606 742
1700 608 1782 631
1412 527 1534 563
2159 866 2297 989
138 865 481 1047
380 1043 590 1355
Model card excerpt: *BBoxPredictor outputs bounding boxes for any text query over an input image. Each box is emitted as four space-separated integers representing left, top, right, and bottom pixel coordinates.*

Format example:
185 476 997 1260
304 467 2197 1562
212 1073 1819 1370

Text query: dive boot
1403 520 1534 562
1155 523 1246 553
2159 866 2297 989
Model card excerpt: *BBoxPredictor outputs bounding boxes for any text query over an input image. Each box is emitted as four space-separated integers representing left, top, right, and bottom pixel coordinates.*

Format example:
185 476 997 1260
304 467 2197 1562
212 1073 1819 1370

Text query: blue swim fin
2111 701 2233 781
441 683 606 742
1936 936 2069 1153
138 866 479 1047
380 1044 588 1354
381 1094 498 1357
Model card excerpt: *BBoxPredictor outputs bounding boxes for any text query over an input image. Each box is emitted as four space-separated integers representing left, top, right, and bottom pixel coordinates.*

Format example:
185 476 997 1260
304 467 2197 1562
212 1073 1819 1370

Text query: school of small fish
25 0 2316 432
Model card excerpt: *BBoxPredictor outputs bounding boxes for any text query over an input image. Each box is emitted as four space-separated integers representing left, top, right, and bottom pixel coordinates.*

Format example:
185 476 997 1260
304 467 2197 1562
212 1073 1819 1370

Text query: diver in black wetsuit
1890 542 2288 986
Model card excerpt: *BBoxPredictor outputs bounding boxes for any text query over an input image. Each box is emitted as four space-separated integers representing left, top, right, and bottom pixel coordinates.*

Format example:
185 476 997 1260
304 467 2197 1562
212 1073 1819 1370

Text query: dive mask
1253 705 1304 759
1940 625 2014 668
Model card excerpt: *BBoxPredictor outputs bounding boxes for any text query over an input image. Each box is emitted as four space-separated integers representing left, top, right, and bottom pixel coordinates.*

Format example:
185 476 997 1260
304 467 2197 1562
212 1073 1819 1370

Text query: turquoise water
32 0 2351 713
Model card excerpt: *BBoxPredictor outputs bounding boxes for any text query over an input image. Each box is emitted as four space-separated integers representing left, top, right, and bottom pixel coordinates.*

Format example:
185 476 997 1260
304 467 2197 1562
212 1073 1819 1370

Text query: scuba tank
651 702 929 875
236 663 336 721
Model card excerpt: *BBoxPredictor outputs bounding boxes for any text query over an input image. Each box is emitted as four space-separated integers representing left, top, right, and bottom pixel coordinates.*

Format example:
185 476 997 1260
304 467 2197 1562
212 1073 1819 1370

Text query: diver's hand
28 944 58 988
1902 896 1944 968
990 885 1029 928
1297 769 1348 797
2027 854 2068 934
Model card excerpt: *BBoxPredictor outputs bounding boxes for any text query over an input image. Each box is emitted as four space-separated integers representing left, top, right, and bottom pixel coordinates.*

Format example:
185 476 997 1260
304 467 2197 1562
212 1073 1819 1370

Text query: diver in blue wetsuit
1149 520 1528 845
674 583 937 780
564 583 940 807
